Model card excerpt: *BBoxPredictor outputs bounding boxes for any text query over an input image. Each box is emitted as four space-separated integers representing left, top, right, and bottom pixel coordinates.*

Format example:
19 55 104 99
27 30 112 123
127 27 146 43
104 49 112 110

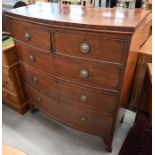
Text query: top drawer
11 20 51 51
54 32 126 64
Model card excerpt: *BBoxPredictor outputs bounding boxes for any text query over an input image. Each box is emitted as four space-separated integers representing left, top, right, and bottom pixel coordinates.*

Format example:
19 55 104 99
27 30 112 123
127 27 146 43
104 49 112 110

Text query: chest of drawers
6 3 149 152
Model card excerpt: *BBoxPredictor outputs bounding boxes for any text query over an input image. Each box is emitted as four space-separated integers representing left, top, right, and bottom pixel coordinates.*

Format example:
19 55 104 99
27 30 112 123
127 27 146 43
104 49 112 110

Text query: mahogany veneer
6 2 149 152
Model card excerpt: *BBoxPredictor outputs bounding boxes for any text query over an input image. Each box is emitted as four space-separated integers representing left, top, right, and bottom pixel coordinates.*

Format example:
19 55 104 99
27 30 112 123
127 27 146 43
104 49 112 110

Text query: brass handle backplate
24 32 30 41
80 43 90 53
29 54 35 63
80 116 87 123
80 95 87 103
80 69 89 78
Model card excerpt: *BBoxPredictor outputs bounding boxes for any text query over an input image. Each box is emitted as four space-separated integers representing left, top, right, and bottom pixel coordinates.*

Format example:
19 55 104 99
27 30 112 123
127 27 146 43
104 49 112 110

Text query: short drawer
16 42 122 92
11 20 51 51
54 32 126 64
26 84 113 136
21 64 118 115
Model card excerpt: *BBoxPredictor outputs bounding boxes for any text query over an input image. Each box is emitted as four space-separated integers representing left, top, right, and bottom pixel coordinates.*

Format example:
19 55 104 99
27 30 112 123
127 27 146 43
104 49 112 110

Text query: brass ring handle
29 54 35 63
80 116 87 123
36 97 42 103
80 69 89 78
24 32 31 41
80 95 87 103
80 43 90 53
32 76 38 83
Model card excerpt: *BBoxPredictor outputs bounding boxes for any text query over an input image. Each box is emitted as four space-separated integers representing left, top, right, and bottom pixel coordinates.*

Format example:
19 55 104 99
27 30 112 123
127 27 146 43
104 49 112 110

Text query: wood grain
7 4 149 151
6 3 149 33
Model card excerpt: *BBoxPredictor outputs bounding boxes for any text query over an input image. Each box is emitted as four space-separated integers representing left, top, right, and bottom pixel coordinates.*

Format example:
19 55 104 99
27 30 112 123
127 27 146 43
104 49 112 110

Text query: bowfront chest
6 3 149 152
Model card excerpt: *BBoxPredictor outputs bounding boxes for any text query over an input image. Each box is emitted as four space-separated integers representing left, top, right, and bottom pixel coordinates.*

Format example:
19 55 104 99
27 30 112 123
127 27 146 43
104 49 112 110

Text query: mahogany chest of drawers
6 3 149 152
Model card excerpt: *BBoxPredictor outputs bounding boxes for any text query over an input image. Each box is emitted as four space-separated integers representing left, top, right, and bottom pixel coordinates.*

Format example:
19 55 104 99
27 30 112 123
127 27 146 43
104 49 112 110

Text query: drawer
11 20 51 51
16 42 122 92
21 64 118 115
54 32 126 64
25 84 113 136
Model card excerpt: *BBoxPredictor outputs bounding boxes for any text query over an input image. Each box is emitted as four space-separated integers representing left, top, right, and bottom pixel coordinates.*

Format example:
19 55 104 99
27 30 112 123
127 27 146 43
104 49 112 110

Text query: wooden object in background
136 63 152 121
2 144 27 155
60 0 77 5
129 35 152 111
119 12 152 109
6 3 149 152
146 63 152 120
148 0 152 11
81 0 95 7
2 38 28 114
28 0 48 4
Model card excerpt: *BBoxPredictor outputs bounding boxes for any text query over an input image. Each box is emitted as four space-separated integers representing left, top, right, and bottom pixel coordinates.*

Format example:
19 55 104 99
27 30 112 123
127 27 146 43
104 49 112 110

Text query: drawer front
11 20 51 51
54 32 126 64
26 84 113 136
16 42 122 91
21 64 118 115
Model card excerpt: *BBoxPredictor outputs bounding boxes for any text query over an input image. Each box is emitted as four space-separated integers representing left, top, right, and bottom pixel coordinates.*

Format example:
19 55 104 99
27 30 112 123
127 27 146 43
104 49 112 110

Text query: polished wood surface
26 84 113 137
21 63 118 115
11 20 51 51
140 35 152 55
54 32 126 64
6 3 148 33
6 3 149 152
15 41 122 92
2 144 27 155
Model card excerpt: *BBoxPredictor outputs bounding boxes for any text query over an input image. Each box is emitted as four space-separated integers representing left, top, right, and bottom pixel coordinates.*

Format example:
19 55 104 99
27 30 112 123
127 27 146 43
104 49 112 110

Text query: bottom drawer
25 84 113 136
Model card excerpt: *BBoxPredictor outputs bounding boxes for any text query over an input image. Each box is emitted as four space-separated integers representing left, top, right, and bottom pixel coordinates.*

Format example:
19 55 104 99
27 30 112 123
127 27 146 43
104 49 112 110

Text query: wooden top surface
6 2 149 33
2 144 27 155
139 35 152 55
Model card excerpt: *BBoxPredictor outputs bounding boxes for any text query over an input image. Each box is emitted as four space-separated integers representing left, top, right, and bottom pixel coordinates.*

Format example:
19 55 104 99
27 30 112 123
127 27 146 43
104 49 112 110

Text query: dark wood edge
146 63 152 83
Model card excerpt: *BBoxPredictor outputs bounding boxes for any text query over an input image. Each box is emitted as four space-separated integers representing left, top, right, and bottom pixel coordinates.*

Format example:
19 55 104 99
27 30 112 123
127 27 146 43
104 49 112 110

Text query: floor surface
2 105 136 155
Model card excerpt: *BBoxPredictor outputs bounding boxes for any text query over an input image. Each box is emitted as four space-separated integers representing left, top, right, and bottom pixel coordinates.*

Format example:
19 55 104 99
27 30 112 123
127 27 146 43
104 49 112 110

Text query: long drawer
54 32 126 64
11 20 51 51
25 84 113 136
21 64 118 115
16 42 122 92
